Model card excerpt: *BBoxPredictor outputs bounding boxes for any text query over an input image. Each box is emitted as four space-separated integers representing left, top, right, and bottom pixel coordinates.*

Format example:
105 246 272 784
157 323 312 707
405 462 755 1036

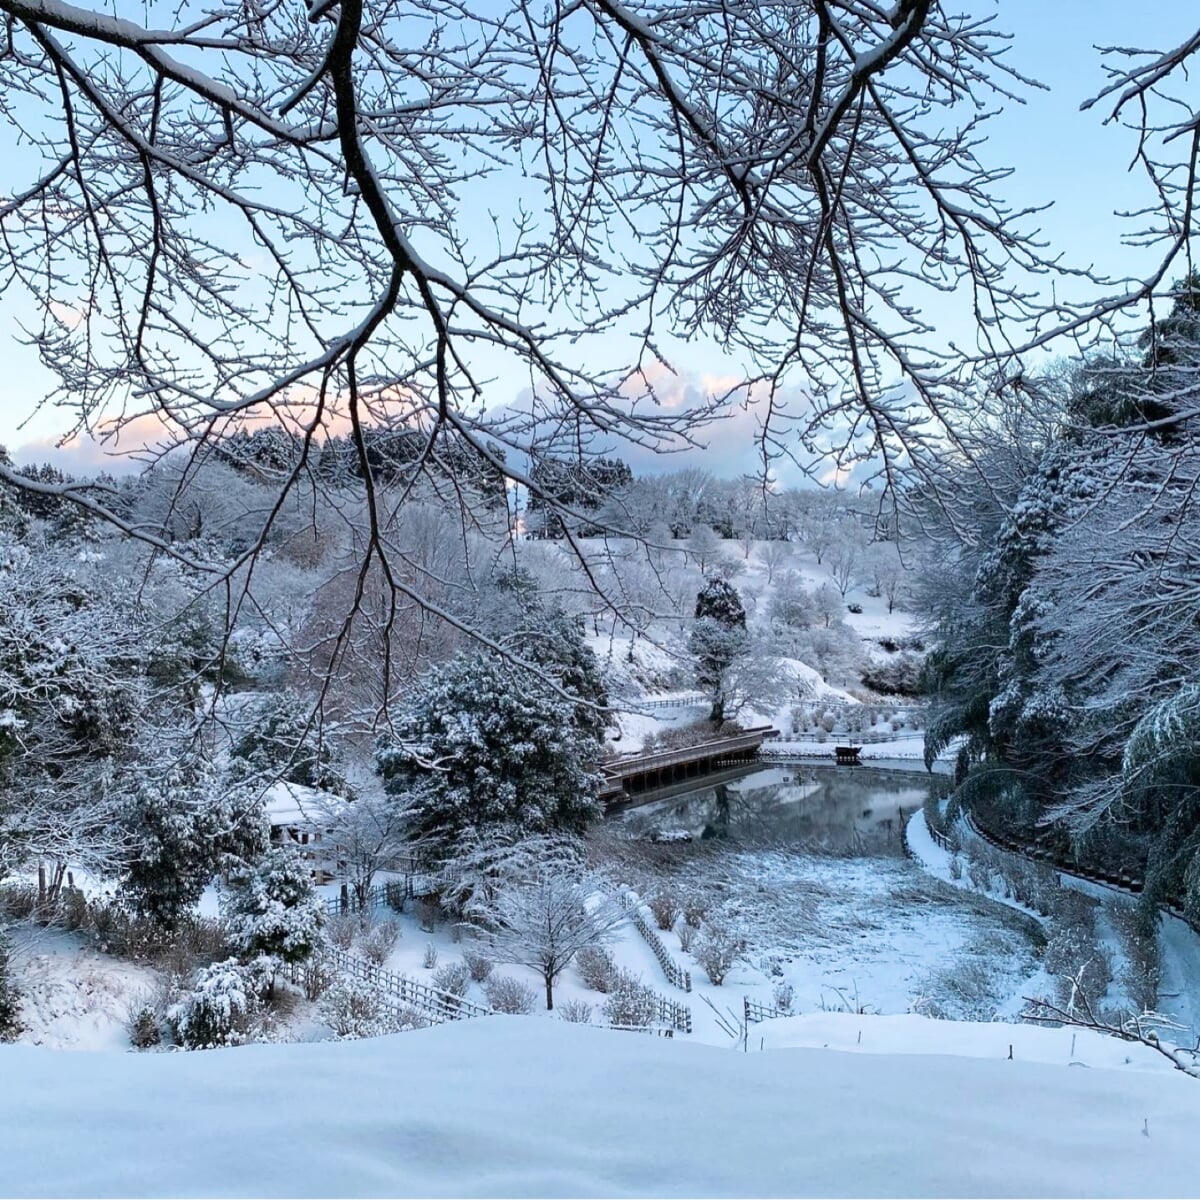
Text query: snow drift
1 1015 1198 1197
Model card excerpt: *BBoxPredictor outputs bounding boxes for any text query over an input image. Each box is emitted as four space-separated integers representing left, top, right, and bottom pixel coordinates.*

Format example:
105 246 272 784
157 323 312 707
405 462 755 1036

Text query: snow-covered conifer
376 652 604 858
224 848 325 968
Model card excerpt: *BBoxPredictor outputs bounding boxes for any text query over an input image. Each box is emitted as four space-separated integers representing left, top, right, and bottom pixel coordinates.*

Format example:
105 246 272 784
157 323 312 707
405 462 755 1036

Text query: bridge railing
603 727 778 779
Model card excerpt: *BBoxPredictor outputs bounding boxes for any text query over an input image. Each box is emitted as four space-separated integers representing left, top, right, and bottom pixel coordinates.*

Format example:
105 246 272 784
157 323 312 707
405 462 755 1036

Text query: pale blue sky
2 0 1194 477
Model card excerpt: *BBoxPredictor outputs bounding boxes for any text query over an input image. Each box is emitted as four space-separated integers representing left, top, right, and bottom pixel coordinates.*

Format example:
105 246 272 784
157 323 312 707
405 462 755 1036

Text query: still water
610 761 947 849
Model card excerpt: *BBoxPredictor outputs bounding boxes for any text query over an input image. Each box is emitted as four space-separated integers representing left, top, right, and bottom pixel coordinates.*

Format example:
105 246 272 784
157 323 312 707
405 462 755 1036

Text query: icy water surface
610 762 948 850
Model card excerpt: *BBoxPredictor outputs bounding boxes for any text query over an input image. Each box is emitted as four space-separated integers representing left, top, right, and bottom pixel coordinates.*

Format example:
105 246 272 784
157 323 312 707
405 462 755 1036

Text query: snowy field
3 1017 1199 1198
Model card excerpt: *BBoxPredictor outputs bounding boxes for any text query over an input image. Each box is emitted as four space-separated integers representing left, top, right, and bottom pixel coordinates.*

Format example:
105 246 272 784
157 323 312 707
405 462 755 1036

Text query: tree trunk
545 976 554 1011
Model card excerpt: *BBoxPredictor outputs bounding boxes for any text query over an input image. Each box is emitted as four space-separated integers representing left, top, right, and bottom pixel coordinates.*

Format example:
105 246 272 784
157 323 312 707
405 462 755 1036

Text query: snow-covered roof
263 780 335 828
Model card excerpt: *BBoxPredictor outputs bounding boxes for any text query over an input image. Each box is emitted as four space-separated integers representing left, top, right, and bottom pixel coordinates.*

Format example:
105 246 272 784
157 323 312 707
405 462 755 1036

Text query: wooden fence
926 822 955 853
743 996 777 1027
324 946 494 1024
323 946 691 1034
321 875 436 919
634 693 709 712
653 991 693 1034
764 728 925 748
629 908 692 993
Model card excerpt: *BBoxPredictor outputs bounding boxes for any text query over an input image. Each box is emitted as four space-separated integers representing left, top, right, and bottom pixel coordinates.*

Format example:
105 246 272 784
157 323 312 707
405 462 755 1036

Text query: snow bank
754 1011 1172 1073
2 1018 1198 1197
10 928 161 1052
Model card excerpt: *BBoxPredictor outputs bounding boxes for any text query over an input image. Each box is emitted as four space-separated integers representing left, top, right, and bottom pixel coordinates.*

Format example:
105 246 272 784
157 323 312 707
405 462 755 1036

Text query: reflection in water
612 764 943 850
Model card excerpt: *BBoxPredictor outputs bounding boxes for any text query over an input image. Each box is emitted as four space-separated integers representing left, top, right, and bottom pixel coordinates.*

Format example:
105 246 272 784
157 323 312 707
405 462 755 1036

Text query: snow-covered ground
586 536 925 755
7 926 162 1051
357 822 1041 1042
3 1016 1198 1197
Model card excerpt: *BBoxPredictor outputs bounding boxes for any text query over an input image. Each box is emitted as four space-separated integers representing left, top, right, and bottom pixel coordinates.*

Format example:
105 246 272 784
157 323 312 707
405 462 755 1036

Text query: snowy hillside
2 1017 1197 1197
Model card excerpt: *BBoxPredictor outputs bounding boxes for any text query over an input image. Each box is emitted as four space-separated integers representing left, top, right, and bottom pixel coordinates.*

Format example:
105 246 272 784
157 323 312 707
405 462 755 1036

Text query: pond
609 760 949 850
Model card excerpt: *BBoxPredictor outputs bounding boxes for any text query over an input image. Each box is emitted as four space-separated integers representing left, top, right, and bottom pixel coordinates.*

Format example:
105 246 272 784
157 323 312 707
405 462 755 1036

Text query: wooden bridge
600 726 780 804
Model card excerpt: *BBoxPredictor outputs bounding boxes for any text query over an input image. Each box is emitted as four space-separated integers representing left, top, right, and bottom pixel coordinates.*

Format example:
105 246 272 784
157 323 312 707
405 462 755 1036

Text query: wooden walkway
600 726 779 803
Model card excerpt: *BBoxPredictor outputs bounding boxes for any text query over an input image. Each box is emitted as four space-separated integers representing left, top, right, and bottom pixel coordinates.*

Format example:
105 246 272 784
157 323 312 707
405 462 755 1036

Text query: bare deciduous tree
1 0 1197 708
478 863 629 1011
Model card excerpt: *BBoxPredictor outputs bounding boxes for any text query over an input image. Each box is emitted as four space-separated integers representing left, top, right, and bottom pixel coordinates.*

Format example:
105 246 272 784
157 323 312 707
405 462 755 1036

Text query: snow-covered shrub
0 924 22 1042
127 1003 162 1049
1002 858 1056 916
326 913 358 951
463 949 494 983
576 945 617 992
485 975 537 1014
167 957 269 1049
320 978 427 1040
860 652 924 697
158 917 235 976
60 885 89 932
296 956 336 1002
320 977 381 1038
948 855 963 881
772 981 795 1015
360 919 400 965
682 898 707 929
695 923 743 985
432 961 471 1000
912 957 1001 1022
557 999 593 1024
648 889 681 932
965 858 993 893
422 943 439 970
224 848 325 968
602 969 657 1028
1109 902 1161 1014
384 882 406 913
677 922 696 952
0 884 40 922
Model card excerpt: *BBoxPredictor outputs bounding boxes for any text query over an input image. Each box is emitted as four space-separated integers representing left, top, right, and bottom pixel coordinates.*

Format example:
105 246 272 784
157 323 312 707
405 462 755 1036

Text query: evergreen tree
224 847 325 966
690 577 748 723
120 758 267 929
376 651 604 859
1121 685 1200 917
230 690 345 793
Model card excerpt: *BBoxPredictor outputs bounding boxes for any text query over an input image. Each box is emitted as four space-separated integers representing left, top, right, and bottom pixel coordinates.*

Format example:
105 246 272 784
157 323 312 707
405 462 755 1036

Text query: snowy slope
2 1017 1198 1197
